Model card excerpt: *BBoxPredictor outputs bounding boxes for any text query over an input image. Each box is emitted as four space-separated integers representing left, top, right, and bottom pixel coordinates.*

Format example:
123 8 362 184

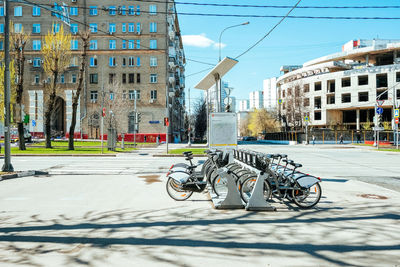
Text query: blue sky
177 0 400 111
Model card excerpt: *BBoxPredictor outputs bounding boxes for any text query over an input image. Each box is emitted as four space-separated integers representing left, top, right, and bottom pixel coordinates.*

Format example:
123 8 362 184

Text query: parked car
10 127 32 143
242 136 257 141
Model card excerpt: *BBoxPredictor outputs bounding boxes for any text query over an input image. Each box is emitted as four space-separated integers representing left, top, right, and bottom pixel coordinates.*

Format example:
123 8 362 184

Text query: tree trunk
68 32 89 150
17 122 26 150
44 74 58 149
44 109 52 148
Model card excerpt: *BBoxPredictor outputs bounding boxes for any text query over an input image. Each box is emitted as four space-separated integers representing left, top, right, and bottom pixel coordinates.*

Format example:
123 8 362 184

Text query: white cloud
182 33 226 50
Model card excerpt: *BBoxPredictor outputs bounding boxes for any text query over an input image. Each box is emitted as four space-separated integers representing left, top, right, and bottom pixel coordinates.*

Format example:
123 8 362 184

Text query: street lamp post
217 22 249 112
2 0 13 172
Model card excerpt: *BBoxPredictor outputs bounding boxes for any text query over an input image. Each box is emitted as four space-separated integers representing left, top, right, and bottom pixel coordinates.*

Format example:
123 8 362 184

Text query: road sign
224 97 233 105
376 100 384 107
278 99 283 105
396 117 399 124
376 107 383 115
32 120 36 127
394 109 400 118
304 116 309 121
373 126 384 131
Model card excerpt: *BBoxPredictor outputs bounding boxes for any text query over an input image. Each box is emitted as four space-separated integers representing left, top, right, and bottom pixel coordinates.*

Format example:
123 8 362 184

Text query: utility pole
2 0 13 172
100 75 105 154
133 90 137 147
188 87 191 147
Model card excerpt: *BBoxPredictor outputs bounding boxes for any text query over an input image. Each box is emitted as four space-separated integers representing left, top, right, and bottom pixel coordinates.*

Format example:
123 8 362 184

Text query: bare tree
41 25 72 148
285 81 307 130
193 98 207 140
68 30 90 150
10 22 29 150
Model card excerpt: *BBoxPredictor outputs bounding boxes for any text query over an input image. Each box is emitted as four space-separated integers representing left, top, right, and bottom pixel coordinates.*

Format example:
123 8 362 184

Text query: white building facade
249 91 264 110
277 39 400 130
263 77 278 110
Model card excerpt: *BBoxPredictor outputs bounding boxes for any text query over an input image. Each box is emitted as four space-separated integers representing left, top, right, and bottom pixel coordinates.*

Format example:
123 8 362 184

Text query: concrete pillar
356 109 360 131
366 54 369 65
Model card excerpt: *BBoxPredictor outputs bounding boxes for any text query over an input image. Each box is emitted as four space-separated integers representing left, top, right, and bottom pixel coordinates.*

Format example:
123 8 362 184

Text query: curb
0 170 49 181
153 154 207 157
0 154 117 157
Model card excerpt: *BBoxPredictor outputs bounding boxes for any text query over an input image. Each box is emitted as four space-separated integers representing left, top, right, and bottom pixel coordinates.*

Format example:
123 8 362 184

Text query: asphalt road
0 144 399 266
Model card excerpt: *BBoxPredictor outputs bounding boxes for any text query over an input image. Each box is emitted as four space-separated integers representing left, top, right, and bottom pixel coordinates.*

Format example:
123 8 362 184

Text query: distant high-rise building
249 91 263 110
238 100 250 112
263 77 278 110
209 80 230 111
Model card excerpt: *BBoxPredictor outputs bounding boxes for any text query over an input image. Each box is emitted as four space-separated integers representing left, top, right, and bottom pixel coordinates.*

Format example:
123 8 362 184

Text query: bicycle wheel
292 183 322 208
240 176 272 203
211 172 228 196
166 177 193 201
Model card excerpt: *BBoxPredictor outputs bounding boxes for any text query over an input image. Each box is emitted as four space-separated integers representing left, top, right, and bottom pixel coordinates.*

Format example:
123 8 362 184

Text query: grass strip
5 147 136 155
168 148 207 155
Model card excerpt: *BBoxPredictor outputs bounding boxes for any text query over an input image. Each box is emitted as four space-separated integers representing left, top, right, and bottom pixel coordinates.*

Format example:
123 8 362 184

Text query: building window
109 91 114 100
71 40 78 50
90 40 98 50
122 73 126 84
151 90 157 100
136 40 140 49
327 95 335 105
397 89 400 99
14 23 22 33
32 24 41 34
32 40 41 50
71 74 77 83
122 58 127 67
109 23 116 33
150 22 157 33
150 74 157 83
303 84 309 93
70 24 78 34
128 6 135 15
90 23 97 33
136 6 141 15
120 6 127 15
314 97 321 109
60 74 65 84
397 72 400 82
342 77 351 87
150 57 158 67
341 93 351 103
109 40 116 50
109 6 116 16
314 111 321 120
33 58 41 67
358 75 368 86
109 57 116 67
0 24 3 34
128 40 135 49
70 7 78 16
129 90 140 100
137 73 141 83
137 23 141 33
128 57 135 66
0 7 4 16
89 6 98 16
303 98 310 107
149 5 157 15
150 40 157 49
90 57 97 67
122 40 127 49
34 74 40 84
377 89 388 100
129 73 135 83
90 90 98 101
109 73 116 84
89 74 98 84
70 57 78 67
376 73 388 88
327 80 335 93
52 23 60 33
358 92 369 102
128 23 135 32
32 6 41 16
314 81 321 91
137 57 141 66
14 6 22 17
122 23 126 33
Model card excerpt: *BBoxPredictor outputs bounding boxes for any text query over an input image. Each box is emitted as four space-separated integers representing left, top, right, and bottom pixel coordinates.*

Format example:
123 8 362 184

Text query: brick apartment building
0 0 186 141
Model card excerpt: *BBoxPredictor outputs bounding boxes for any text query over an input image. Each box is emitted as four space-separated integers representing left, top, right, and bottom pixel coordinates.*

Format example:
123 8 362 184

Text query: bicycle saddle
183 151 193 157
289 162 302 168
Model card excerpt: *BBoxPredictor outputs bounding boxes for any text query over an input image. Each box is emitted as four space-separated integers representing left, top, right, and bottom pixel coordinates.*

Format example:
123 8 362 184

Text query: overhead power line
20 3 400 20
235 0 302 59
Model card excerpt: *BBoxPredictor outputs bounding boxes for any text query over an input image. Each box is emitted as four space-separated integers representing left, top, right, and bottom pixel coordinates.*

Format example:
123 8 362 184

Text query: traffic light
136 112 142 123
102 107 106 117
164 117 169 126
